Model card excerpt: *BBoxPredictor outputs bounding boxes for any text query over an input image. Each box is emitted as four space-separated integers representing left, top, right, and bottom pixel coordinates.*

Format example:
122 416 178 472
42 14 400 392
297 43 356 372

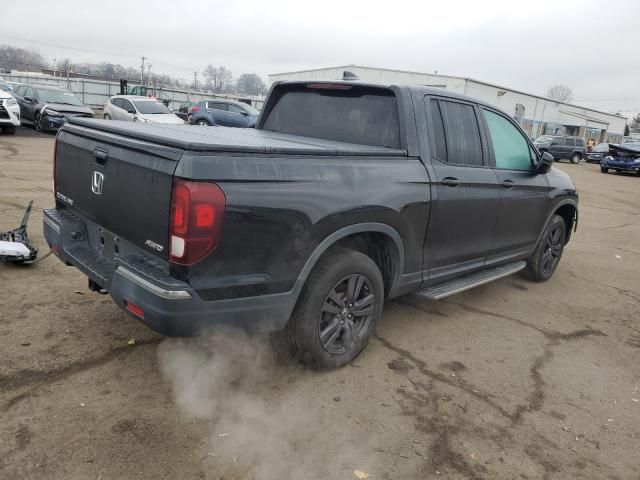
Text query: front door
480 108 551 263
422 97 501 285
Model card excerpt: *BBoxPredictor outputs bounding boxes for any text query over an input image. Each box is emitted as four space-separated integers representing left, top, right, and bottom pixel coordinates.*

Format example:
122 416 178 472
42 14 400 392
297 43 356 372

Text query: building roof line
269 64 627 121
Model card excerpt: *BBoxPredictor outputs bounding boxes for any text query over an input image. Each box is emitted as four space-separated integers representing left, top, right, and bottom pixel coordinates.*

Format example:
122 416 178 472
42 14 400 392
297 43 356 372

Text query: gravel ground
1 126 639 480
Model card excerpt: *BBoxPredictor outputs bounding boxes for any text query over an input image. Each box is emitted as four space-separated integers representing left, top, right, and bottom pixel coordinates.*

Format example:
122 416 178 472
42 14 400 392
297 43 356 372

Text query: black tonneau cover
66 118 407 156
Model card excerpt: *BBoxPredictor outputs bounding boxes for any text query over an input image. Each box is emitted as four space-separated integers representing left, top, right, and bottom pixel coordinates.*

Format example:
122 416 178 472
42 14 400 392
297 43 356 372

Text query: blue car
189 99 259 127
601 143 640 176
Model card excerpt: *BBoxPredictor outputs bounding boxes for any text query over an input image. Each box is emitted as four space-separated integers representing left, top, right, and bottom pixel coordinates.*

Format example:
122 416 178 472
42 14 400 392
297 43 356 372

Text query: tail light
169 179 226 265
191 105 200 113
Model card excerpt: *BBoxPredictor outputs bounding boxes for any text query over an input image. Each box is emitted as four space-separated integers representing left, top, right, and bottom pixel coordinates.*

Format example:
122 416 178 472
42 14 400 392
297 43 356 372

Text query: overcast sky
2 0 639 113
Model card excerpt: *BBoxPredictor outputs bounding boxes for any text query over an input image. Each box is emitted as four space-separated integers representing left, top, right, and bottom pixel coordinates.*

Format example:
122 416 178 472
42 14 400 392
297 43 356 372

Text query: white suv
0 90 20 134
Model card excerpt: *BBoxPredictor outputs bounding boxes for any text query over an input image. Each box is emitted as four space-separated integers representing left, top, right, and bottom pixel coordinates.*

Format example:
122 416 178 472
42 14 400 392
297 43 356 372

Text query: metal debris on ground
0 201 39 264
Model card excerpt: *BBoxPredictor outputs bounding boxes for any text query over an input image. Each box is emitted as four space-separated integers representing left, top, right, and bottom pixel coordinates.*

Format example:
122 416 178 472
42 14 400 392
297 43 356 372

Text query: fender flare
290 222 405 298
535 199 578 247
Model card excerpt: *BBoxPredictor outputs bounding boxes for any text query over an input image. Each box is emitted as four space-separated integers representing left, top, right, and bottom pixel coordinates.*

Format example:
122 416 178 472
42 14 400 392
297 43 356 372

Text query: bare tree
203 65 233 92
0 45 46 72
546 85 574 103
236 73 266 96
629 113 640 134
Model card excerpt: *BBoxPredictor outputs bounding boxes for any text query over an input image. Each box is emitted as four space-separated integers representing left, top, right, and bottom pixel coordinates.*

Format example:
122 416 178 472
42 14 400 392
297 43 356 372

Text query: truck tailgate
54 125 183 260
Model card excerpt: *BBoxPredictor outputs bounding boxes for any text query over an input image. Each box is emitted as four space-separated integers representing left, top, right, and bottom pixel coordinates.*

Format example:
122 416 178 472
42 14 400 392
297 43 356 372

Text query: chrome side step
415 261 527 300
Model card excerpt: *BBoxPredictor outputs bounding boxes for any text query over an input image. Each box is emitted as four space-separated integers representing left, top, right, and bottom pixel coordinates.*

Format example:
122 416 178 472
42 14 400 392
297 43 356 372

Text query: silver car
103 95 184 124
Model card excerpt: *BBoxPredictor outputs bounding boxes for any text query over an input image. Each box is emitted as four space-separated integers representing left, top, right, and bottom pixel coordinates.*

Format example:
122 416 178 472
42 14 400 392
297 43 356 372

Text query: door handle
501 179 515 188
440 177 460 187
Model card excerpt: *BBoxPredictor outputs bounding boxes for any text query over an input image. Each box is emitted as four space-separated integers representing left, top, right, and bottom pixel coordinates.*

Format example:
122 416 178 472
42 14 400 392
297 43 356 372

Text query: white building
269 65 627 143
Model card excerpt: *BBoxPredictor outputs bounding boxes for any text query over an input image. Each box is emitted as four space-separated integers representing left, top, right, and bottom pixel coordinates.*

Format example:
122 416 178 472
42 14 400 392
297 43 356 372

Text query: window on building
483 109 534 171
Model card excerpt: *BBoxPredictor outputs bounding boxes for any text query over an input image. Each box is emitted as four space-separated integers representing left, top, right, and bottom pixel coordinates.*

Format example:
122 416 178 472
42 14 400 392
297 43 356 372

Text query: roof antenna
342 70 359 81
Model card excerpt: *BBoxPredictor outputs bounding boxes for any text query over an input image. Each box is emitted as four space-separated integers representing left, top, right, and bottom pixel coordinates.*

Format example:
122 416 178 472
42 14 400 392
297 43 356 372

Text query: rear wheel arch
293 223 405 300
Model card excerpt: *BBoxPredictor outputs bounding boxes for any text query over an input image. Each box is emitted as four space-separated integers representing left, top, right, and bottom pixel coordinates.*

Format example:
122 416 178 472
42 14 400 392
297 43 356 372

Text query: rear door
549 137 564 159
422 97 501 284
207 102 230 125
480 108 550 261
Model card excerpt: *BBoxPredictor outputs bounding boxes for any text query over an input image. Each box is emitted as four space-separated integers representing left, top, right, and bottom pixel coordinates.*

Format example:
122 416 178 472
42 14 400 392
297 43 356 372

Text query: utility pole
140 56 146 85
193 71 198 91
147 63 153 92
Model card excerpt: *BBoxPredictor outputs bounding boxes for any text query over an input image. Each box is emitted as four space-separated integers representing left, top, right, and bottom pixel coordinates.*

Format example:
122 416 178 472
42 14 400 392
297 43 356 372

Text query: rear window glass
262 85 401 148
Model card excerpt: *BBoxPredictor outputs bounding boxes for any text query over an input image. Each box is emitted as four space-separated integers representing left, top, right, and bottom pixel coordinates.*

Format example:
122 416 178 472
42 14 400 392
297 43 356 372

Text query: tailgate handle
93 148 108 166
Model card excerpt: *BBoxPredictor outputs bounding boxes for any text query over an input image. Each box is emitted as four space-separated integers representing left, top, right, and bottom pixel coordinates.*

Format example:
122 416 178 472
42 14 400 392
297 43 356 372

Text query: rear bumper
43 208 294 336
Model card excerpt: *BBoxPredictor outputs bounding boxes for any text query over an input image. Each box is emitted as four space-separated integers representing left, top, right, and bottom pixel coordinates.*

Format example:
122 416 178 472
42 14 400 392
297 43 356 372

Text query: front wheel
600 166 608 173
103 113 111 120
523 215 566 282
195 119 210 126
34 112 43 132
285 248 384 369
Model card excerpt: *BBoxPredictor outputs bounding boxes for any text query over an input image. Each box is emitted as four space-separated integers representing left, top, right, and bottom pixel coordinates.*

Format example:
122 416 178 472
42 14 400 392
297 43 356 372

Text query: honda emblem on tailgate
91 171 104 195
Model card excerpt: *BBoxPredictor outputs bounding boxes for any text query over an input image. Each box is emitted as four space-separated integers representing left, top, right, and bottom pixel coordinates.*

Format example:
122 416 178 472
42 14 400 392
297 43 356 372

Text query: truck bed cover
67 118 407 156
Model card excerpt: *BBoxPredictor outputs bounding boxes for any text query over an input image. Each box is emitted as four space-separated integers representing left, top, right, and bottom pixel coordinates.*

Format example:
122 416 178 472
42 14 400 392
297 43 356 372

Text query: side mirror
127 109 136 114
24 96 32 102
537 151 554 174
240 111 248 116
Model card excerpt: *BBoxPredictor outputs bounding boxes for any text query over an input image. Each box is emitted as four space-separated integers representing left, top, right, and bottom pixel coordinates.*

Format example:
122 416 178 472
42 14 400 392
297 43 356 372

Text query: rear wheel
195 119 210 126
1 125 16 134
523 215 566 282
34 112 43 132
285 247 384 369
600 166 608 173
570 153 581 164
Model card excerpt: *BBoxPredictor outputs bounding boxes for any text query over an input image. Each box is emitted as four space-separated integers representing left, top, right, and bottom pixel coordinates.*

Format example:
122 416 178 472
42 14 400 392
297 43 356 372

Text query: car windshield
37 88 84 106
535 135 555 143
134 101 171 114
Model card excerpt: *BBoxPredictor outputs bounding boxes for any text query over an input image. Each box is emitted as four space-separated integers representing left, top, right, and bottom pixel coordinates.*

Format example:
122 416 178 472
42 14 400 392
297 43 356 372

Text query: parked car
44 79 578 369
585 142 610 163
600 143 640 175
189 99 259 127
0 89 20 134
0 79 13 92
103 95 185 124
179 101 196 114
12 84 94 132
534 135 585 163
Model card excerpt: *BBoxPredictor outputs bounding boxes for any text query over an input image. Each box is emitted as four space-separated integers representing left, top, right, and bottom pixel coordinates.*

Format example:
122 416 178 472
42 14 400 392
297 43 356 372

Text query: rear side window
208 102 228 111
432 99 483 166
429 100 447 162
564 138 575 147
262 85 401 148
483 109 534 171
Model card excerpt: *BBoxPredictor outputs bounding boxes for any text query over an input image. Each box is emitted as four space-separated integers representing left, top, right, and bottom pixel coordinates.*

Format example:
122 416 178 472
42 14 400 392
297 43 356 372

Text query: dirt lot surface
1 127 639 480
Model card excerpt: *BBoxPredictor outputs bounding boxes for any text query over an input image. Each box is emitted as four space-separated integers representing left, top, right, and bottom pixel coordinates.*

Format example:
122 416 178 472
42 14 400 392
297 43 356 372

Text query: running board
415 261 527 300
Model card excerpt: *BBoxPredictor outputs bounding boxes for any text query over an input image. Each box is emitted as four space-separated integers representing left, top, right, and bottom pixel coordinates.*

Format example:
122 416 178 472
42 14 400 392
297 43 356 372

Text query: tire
103 113 111 120
195 119 210 126
1 125 16 135
285 247 384 369
34 112 43 132
570 153 581 164
600 166 608 173
523 215 566 282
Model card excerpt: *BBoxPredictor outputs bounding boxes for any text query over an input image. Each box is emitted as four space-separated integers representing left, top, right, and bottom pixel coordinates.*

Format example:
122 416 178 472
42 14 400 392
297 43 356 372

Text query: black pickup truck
44 79 578 368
